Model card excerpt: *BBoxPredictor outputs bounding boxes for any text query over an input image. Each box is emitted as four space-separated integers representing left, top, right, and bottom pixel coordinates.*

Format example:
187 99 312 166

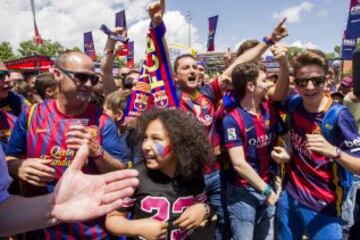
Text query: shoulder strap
321 104 346 145
288 95 302 113
27 104 38 129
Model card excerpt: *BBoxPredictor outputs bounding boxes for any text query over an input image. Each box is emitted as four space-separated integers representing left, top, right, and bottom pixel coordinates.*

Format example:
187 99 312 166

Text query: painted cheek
154 142 172 158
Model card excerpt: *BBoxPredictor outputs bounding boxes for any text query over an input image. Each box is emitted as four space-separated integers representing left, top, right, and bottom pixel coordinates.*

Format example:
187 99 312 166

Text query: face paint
154 142 172 159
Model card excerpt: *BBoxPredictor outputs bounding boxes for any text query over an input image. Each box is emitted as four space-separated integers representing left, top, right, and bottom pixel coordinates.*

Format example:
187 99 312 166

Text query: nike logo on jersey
245 126 255 132
36 128 51 133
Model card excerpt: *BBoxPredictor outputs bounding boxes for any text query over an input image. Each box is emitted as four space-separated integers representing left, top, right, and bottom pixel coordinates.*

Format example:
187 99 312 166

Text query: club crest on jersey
227 128 237 140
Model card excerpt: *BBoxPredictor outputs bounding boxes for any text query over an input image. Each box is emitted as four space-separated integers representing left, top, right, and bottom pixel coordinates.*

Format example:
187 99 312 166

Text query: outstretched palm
51 145 138 223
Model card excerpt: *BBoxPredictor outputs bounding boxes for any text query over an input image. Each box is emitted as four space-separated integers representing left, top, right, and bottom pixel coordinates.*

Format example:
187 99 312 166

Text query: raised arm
221 18 288 80
101 28 127 95
267 45 290 101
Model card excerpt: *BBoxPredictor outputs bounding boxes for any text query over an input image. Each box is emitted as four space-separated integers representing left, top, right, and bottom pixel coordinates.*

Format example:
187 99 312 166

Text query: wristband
262 36 275 46
262 184 273 199
103 49 115 55
333 147 342 160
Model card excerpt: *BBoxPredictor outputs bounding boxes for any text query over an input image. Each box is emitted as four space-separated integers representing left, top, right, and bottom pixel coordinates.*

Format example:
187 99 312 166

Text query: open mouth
188 75 197 84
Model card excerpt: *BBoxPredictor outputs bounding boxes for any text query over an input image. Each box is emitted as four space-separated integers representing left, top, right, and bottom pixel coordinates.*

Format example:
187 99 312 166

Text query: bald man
5 51 128 239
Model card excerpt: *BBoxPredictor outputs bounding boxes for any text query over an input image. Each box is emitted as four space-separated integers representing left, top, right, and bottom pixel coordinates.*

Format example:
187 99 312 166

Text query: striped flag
207 15 219 52
83 32 97 61
125 22 178 119
30 0 43 45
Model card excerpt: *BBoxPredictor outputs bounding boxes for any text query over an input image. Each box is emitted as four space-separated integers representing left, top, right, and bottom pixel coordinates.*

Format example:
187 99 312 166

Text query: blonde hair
103 90 131 114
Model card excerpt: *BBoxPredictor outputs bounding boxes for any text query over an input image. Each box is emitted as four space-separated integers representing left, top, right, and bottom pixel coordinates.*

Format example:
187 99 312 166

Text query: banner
125 22 179 119
30 0 43 45
83 32 97 61
342 0 360 60
207 15 219 52
127 41 135 68
115 10 127 30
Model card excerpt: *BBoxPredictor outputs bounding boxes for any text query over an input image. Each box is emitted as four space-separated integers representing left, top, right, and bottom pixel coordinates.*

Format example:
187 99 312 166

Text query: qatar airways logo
248 133 273 148
291 131 312 158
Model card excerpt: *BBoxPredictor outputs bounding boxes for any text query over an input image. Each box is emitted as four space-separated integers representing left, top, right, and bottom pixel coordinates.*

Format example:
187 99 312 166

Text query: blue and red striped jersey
223 101 286 187
6 100 127 239
284 94 360 216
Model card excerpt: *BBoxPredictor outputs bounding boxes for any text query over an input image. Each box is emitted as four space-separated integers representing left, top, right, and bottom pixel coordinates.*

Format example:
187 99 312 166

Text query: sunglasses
0 70 10 80
58 67 99 86
294 76 326 88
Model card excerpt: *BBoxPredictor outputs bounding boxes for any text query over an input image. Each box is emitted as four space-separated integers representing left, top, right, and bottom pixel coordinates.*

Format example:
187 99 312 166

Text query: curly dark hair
136 108 211 181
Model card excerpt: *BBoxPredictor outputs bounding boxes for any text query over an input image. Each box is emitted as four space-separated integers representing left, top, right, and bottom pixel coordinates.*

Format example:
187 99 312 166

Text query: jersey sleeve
200 78 222 104
222 114 243 149
336 109 360 157
0 147 12 203
5 110 27 157
99 116 128 164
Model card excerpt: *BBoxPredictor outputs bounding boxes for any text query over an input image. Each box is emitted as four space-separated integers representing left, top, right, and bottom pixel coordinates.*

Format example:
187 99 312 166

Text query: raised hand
269 17 288 43
270 44 288 61
18 158 55 187
148 0 165 27
51 144 139 223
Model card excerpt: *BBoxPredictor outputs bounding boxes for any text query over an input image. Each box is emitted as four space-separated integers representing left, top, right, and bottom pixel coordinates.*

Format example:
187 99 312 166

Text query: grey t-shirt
0 147 11 203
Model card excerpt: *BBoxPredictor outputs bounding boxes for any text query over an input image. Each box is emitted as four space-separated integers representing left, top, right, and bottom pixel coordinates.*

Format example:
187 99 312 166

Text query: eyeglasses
0 70 10 80
58 67 99 86
294 76 326 88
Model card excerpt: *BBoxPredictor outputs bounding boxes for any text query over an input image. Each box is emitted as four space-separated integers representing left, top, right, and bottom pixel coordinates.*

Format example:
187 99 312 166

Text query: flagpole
186 10 192 49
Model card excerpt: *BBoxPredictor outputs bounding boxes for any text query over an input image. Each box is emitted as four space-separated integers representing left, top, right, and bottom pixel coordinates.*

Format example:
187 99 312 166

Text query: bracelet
262 184 273 199
262 36 275 46
333 147 342 160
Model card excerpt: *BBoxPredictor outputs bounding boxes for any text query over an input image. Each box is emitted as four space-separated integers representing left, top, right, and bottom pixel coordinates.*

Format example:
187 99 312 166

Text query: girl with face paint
105 108 213 240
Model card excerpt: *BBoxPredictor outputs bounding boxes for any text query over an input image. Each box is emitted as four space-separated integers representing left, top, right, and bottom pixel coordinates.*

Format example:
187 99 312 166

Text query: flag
115 10 129 57
115 10 127 30
30 0 43 45
83 32 97 61
342 0 360 60
127 41 135 68
125 22 179 119
207 15 219 52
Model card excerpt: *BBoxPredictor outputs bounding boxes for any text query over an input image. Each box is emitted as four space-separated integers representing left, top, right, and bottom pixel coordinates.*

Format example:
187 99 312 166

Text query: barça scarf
125 21 178 119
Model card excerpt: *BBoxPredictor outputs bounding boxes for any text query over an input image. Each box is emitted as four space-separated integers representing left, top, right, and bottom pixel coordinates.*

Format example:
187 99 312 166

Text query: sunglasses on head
0 70 10 80
57 67 99 86
294 76 326 88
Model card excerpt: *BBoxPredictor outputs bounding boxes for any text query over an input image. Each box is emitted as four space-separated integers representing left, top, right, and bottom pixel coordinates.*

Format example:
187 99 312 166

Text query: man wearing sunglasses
5 50 128 239
276 50 360 240
0 62 26 117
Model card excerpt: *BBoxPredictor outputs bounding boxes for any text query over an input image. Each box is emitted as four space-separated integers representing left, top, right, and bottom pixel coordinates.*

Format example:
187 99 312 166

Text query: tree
0 42 16 62
17 39 65 57
334 45 341 56
287 46 303 59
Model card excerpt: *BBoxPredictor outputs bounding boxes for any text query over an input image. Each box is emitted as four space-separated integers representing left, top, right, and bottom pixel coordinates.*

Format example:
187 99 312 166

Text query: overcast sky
0 0 351 62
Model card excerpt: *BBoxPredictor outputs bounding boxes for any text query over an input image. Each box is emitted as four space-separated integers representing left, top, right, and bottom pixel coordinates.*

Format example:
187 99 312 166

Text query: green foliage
0 41 16 61
334 45 341 55
17 39 65 57
287 46 303 59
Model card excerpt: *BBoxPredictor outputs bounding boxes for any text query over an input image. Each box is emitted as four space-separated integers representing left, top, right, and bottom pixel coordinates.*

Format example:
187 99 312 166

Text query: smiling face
174 56 199 93
142 118 176 176
294 64 326 107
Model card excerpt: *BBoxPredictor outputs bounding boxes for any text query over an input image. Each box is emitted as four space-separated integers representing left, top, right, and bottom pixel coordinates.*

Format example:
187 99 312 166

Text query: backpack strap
321 104 346 145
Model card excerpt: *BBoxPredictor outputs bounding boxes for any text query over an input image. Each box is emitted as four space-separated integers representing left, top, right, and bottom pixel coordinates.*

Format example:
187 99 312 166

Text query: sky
0 0 352 62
